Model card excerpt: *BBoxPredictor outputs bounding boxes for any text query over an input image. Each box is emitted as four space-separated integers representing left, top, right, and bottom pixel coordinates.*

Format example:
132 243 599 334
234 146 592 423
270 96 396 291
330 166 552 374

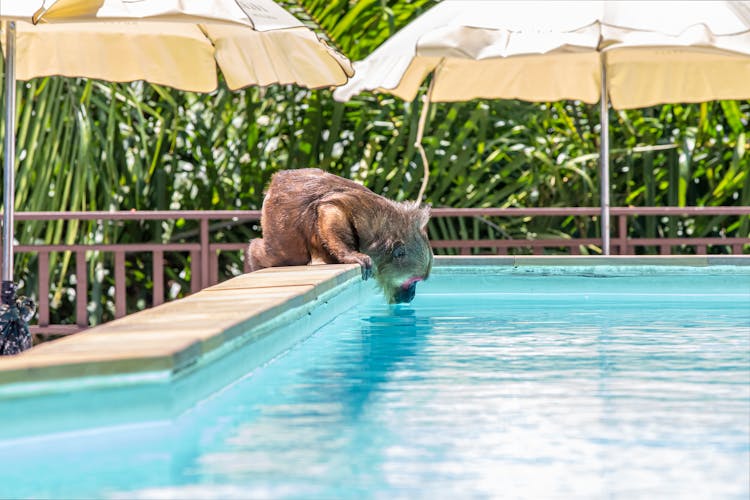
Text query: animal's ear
415 204 431 231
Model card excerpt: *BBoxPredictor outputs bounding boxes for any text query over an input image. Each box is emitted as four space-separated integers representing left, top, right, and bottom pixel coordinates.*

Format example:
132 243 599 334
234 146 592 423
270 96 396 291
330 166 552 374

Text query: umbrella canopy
6 0 353 92
0 0 353 353
333 0 750 255
334 0 750 107
601 1 750 109
335 1 602 104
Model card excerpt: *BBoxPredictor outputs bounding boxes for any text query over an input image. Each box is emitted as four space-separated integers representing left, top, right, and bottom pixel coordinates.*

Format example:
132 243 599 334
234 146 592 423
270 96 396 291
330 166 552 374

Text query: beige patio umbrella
334 0 750 255
9 0 353 92
0 0 353 353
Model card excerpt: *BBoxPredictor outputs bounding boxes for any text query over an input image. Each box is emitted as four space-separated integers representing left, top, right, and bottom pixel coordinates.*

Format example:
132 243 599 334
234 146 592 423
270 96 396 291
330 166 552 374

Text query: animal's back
251 169 375 269
263 168 374 223
268 168 371 204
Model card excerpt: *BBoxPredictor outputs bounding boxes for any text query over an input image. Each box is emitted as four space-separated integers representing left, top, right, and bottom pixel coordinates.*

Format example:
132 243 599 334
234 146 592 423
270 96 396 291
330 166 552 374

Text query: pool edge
0 264 362 393
0 255 747 392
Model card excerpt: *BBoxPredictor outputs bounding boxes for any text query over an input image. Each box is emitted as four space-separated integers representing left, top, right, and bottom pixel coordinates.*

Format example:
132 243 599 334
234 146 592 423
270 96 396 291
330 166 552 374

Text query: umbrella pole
2 21 17 303
0 21 32 357
599 60 611 255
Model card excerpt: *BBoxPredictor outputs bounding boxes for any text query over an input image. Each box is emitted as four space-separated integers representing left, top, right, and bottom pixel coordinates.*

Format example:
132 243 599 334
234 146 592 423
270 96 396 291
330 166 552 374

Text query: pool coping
0 264 362 390
0 255 748 391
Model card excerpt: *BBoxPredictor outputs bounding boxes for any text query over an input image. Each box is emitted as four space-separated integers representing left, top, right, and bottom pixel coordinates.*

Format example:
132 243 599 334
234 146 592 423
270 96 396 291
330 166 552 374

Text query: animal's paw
339 253 373 280
360 255 373 280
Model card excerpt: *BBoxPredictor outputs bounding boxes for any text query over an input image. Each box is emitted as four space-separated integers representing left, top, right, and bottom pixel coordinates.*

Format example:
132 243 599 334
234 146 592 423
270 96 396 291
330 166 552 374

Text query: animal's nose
395 281 418 303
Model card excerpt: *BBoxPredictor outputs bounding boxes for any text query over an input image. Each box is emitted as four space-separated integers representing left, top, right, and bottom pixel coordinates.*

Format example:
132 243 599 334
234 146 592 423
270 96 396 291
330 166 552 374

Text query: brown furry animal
247 169 433 303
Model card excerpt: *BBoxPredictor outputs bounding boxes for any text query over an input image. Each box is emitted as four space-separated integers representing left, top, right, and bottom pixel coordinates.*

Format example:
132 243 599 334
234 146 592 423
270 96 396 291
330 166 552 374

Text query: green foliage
0 0 748 325
284 0 433 60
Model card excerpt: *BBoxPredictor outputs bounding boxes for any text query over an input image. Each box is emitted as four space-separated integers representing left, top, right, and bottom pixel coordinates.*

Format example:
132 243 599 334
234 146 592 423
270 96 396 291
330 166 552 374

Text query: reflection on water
182 304 434 498
310 306 431 418
0 274 748 499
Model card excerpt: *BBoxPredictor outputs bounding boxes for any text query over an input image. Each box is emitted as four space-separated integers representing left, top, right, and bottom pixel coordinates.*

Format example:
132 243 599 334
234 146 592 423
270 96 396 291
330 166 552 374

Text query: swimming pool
1 263 748 498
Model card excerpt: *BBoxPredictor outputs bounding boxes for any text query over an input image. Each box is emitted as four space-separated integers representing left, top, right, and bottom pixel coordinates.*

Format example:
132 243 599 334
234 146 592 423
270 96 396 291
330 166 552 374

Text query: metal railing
3 206 748 337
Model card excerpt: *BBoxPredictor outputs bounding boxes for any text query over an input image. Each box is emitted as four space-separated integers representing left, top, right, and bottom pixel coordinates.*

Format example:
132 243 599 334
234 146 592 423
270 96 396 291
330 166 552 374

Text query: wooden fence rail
1 207 747 336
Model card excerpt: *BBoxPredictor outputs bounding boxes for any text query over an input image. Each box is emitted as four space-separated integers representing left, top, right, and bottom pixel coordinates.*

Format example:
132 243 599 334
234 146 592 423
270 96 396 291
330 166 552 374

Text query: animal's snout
394 281 417 303
394 278 421 304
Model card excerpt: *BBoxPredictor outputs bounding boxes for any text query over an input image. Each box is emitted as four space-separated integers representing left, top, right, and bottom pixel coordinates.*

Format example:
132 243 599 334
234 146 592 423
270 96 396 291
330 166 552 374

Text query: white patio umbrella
334 0 750 255
0 0 353 353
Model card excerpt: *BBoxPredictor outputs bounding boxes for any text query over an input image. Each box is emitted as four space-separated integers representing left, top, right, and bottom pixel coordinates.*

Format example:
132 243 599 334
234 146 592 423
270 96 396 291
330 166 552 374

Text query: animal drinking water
247 169 433 303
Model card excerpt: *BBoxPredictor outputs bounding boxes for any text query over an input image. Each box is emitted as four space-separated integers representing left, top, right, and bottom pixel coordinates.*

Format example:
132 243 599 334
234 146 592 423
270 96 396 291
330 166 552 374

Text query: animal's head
368 202 433 304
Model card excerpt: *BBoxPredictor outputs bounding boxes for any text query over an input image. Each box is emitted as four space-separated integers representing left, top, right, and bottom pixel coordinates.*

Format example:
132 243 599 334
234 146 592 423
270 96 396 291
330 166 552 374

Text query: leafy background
0 0 748 326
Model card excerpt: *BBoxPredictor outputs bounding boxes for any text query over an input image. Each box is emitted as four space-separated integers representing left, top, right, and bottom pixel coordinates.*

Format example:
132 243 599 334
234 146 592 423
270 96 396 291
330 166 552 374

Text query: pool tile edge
434 255 750 266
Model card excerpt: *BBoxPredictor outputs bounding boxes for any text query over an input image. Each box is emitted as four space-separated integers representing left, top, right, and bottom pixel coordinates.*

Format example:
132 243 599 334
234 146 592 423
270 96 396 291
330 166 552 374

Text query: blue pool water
1 267 749 499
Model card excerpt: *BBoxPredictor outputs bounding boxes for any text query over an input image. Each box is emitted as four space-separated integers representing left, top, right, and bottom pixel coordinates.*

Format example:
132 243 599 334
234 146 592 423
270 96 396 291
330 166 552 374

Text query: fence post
200 218 209 290
209 248 219 286
618 215 628 255
76 251 88 328
190 250 201 293
38 251 49 327
152 250 164 306
114 251 126 319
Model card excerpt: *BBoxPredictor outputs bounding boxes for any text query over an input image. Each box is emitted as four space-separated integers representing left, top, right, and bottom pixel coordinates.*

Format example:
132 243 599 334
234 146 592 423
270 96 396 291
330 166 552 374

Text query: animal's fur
247 169 433 303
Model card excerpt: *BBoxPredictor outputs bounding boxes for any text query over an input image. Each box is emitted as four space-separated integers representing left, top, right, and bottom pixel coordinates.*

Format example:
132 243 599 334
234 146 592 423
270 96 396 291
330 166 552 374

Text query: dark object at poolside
0 282 35 355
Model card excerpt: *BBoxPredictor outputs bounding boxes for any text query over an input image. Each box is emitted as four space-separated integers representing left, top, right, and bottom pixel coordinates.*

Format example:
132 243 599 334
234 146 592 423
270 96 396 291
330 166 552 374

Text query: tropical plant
0 0 747 327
